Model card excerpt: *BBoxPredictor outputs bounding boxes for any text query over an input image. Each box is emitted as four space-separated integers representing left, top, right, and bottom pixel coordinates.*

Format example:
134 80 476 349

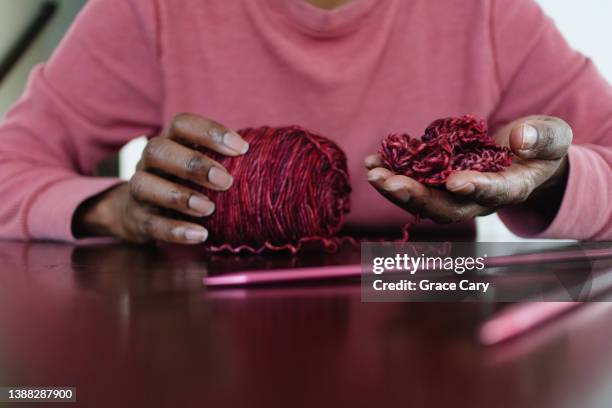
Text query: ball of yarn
380 115 513 186
201 126 351 253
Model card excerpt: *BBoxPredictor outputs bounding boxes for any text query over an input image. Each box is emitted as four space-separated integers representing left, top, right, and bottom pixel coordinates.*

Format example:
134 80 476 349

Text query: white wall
536 0 612 83
0 0 86 114
0 1 41 56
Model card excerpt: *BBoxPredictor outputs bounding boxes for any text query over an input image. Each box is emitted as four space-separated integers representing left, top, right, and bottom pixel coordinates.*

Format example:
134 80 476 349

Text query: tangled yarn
380 115 513 186
202 126 351 254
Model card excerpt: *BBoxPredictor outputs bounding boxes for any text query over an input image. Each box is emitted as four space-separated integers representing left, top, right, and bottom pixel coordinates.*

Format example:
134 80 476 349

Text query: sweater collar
260 0 379 38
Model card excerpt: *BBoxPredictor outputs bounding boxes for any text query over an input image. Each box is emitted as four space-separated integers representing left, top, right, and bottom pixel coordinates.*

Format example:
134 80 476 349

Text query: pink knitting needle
204 248 612 287
205 264 362 287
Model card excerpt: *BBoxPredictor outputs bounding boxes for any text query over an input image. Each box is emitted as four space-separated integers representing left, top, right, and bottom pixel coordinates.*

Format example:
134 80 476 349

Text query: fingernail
223 131 249 154
447 182 475 194
521 124 538 149
171 226 208 242
208 166 233 189
185 227 208 242
188 196 215 216
386 183 411 202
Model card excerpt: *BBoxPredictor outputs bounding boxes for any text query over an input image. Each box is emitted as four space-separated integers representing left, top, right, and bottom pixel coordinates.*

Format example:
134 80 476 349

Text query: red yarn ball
201 126 351 253
380 115 513 186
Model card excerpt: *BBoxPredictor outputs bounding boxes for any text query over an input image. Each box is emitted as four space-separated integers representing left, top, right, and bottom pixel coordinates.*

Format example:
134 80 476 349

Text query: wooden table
0 241 611 408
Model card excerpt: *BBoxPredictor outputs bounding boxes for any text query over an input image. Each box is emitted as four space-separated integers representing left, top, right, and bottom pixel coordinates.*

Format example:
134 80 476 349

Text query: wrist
525 156 569 220
72 183 126 238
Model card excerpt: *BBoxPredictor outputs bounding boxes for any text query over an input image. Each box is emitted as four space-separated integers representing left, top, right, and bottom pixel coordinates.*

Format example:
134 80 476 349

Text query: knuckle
477 176 510 207
143 137 164 159
537 121 572 159
185 155 205 174
489 192 510 207
514 182 532 203
168 113 194 139
128 173 145 198
553 118 574 150
449 207 469 223
167 188 188 208
478 190 503 207
452 206 473 222
537 125 556 151
141 214 156 236
474 186 496 206
498 186 513 205
142 215 172 241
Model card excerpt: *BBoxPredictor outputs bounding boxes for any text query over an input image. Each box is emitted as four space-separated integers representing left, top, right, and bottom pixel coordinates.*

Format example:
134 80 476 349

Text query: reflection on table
0 241 611 408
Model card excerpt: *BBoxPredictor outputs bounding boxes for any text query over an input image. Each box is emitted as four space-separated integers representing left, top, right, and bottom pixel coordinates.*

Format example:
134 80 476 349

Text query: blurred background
0 0 609 242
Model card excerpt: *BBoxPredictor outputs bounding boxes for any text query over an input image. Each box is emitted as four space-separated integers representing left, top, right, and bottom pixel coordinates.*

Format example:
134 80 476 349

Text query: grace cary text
372 279 491 293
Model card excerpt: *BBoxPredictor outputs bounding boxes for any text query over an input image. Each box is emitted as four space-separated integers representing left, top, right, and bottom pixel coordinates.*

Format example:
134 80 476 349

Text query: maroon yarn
201 126 351 254
380 115 513 186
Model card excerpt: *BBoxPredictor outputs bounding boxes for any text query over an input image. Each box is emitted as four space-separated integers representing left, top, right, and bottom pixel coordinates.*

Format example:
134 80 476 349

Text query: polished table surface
1 241 612 408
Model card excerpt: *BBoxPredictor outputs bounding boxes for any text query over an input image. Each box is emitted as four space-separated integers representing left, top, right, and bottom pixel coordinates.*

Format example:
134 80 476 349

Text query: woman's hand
74 113 249 244
366 115 573 223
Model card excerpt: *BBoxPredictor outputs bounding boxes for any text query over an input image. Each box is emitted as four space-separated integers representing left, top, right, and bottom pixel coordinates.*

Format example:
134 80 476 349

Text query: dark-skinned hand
366 115 572 223
74 113 248 244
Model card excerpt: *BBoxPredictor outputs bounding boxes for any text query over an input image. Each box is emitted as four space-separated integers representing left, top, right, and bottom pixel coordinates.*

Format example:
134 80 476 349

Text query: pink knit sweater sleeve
489 0 612 240
0 0 161 241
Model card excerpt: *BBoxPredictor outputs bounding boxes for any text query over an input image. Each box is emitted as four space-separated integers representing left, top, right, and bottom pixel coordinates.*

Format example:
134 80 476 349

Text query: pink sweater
0 0 610 241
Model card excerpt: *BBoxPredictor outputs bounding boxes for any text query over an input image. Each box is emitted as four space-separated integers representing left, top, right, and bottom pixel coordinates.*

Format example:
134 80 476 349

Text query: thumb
509 116 573 160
